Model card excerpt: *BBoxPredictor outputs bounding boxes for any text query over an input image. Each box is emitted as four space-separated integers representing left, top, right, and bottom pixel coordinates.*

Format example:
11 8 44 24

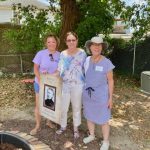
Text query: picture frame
43 84 56 111
39 74 62 124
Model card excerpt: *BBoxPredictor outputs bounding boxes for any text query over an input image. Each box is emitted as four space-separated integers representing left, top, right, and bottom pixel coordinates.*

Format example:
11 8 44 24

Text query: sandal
56 128 66 135
74 131 80 139
30 128 41 136
83 135 95 144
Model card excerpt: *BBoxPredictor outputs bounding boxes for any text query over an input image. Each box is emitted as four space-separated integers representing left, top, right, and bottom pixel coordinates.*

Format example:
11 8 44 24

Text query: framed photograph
43 84 56 111
39 74 62 124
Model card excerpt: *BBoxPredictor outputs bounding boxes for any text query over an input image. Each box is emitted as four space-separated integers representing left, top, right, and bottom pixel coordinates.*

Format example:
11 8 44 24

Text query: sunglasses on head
49 54 54 61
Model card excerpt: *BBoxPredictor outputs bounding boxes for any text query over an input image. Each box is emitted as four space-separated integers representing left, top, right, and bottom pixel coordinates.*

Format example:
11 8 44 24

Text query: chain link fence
0 54 35 74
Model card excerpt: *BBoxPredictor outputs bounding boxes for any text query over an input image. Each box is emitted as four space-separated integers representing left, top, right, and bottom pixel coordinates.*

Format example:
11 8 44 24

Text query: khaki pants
60 83 83 128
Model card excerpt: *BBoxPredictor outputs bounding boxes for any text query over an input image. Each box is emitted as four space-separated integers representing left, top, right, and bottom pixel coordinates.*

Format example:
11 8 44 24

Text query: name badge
95 66 103 71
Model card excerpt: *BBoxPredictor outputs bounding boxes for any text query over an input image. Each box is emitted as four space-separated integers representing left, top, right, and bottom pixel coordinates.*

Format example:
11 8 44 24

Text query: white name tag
95 66 103 71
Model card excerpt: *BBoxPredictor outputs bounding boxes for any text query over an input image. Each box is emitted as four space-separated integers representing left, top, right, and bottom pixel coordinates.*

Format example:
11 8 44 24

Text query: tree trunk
59 0 80 50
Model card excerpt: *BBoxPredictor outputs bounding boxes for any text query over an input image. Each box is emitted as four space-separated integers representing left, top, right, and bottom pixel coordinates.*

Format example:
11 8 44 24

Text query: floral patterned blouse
58 48 87 84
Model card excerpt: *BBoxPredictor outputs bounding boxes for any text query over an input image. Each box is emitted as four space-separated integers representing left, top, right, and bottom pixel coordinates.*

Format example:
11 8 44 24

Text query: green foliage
3 0 150 54
76 0 125 46
3 28 21 53
133 36 150 74
109 38 129 50
121 2 150 43
3 4 61 53
109 38 131 63
109 36 150 78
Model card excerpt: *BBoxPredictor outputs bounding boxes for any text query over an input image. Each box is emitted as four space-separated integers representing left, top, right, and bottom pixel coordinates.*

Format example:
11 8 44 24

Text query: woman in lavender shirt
82 36 115 150
30 34 60 135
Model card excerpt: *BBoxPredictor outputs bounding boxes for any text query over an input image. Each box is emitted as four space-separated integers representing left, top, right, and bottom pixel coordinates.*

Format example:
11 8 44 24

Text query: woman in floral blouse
56 31 87 139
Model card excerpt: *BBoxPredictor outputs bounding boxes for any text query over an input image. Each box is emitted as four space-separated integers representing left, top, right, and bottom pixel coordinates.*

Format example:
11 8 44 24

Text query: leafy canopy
2 0 150 52
3 4 60 53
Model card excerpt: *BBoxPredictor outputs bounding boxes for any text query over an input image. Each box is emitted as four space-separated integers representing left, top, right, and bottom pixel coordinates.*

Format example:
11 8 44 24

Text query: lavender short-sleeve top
32 49 60 83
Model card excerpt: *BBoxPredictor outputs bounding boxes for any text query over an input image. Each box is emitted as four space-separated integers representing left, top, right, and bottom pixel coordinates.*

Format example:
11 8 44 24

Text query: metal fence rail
0 54 35 74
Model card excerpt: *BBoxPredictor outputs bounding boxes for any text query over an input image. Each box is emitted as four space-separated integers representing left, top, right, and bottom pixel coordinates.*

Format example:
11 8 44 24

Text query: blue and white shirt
58 48 87 84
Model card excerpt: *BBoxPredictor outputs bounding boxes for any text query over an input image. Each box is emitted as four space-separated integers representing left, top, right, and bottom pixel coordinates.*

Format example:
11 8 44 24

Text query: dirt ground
0 75 150 150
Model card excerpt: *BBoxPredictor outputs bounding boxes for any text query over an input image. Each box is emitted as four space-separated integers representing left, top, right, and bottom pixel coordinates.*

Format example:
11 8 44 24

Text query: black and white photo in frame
43 84 56 111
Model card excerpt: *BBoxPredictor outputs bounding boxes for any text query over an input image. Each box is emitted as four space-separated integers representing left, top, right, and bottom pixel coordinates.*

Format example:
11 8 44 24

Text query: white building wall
0 9 13 23
0 0 51 24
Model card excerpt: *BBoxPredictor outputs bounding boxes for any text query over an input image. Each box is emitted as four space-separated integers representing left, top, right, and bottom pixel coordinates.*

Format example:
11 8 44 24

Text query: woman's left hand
108 99 113 109
42 70 48 74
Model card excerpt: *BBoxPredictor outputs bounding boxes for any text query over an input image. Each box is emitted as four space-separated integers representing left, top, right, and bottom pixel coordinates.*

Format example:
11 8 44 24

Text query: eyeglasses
49 54 54 61
66 39 76 42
